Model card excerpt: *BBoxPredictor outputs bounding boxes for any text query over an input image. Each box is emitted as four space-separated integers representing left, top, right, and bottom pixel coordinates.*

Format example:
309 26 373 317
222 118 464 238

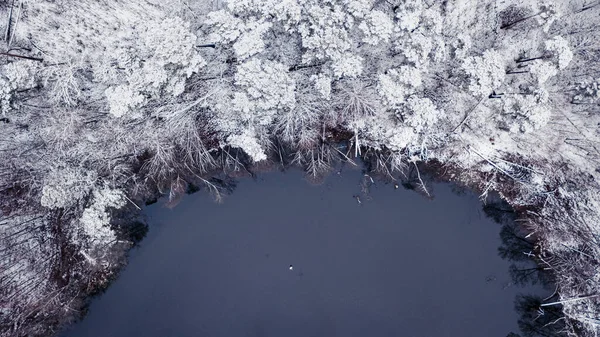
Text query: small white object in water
289 265 293 271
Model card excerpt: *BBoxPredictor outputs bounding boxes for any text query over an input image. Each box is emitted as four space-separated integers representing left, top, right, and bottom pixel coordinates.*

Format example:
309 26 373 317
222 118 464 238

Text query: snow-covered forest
1 0 600 336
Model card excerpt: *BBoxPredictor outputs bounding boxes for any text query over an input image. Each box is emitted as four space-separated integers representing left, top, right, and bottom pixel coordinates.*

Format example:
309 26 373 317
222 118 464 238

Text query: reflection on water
61 167 556 337
483 198 566 337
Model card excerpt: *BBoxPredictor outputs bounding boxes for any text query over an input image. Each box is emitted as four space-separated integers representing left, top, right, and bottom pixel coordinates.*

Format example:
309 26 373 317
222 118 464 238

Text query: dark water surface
62 168 543 337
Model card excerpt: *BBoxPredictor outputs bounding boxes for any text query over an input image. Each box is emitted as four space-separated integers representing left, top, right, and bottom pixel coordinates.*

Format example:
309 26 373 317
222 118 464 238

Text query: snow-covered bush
80 187 126 247
3 61 38 91
105 85 146 118
573 79 600 104
311 74 332 100
0 61 38 114
227 130 268 162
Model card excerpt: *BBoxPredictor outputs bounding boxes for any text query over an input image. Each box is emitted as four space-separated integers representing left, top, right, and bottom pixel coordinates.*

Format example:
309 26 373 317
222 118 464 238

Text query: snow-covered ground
1 0 600 336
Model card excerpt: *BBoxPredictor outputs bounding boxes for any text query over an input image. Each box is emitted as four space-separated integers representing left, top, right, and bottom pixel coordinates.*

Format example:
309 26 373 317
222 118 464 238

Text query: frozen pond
61 167 545 337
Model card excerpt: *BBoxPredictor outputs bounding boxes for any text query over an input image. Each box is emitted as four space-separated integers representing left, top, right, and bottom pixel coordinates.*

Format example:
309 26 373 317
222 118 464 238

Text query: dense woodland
1 0 600 336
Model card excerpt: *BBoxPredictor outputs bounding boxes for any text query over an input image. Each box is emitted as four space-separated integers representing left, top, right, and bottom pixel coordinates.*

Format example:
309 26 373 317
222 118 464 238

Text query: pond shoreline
60 164 548 337
0 141 589 337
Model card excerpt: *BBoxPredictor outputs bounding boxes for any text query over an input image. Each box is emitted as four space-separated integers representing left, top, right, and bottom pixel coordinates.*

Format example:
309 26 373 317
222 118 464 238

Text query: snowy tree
331 53 365 78
297 4 353 64
395 0 423 31
359 10 394 46
234 58 296 116
0 60 38 115
102 16 207 118
311 74 332 100
205 10 245 43
462 50 506 97
206 10 273 60
404 96 443 134
377 66 422 109
451 34 473 59
498 89 551 133
41 167 98 209
0 78 12 115
208 58 296 159
2 60 37 92
529 60 558 85
573 79 600 104
545 36 573 70
378 72 408 108
80 187 126 247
